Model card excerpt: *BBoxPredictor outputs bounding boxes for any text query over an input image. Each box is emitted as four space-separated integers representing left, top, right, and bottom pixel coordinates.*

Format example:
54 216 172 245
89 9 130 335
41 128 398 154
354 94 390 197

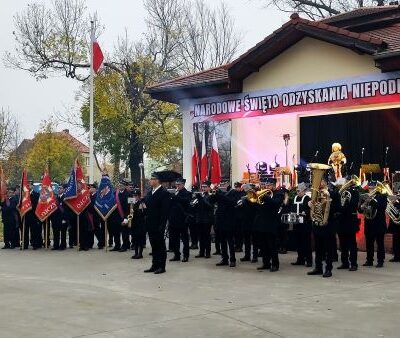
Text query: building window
85 157 90 166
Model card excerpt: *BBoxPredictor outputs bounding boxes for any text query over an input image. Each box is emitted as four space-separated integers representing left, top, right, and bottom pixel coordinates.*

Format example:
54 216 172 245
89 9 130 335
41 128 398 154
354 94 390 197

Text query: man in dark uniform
359 183 388 268
209 184 237 267
188 185 199 250
238 184 259 263
277 186 290 254
231 182 245 252
144 172 171 274
119 180 132 252
308 178 335 278
192 182 214 259
290 183 312 267
87 183 104 249
253 178 282 272
169 178 192 262
50 185 68 250
131 189 147 259
335 178 360 271
24 181 41 250
1 189 19 249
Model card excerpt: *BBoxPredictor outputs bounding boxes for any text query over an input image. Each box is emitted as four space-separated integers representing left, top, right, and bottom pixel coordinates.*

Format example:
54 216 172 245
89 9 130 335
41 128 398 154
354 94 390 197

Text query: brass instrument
309 163 332 226
127 202 134 228
382 182 400 224
241 188 273 205
339 175 361 207
359 181 388 220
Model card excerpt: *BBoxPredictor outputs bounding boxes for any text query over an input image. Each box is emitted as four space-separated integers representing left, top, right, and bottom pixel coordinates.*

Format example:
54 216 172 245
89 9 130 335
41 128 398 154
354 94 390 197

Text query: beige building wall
231 37 380 182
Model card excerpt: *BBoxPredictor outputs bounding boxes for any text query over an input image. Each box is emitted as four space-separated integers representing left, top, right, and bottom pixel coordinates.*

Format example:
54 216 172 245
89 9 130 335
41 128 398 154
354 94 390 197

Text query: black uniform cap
176 177 186 184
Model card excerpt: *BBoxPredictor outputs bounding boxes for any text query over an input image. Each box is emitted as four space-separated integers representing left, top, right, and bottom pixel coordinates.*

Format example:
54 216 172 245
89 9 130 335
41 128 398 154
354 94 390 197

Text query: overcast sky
0 0 288 142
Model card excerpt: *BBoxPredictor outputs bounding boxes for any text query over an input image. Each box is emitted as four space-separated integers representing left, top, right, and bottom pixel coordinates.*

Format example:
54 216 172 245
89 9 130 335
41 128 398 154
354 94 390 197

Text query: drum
281 212 304 230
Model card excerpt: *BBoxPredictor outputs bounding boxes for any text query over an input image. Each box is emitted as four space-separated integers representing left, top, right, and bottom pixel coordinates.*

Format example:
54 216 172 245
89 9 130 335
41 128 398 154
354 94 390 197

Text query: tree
5 0 241 184
25 120 80 182
257 0 388 20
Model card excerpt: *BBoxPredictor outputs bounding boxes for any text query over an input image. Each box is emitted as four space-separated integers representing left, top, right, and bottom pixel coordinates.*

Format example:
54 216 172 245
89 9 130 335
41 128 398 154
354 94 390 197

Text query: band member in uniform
144 172 171 274
336 178 360 271
308 178 335 278
277 186 290 254
1 189 19 249
290 183 312 267
50 185 68 250
117 181 131 252
231 182 245 252
253 178 282 272
191 181 214 259
238 184 259 263
169 178 192 262
87 183 104 249
359 183 388 268
131 189 147 259
388 193 400 263
25 180 41 250
209 183 237 267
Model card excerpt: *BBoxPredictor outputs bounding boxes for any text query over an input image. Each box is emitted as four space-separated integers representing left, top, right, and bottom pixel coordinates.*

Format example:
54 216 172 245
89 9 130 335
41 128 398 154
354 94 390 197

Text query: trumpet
243 188 273 205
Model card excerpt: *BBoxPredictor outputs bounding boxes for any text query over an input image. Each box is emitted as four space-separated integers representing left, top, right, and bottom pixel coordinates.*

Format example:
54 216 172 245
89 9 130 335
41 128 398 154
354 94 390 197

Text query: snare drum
281 212 304 230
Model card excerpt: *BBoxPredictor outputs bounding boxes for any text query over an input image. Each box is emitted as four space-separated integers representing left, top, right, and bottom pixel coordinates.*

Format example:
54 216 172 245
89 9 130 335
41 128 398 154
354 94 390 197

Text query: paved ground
0 246 399 338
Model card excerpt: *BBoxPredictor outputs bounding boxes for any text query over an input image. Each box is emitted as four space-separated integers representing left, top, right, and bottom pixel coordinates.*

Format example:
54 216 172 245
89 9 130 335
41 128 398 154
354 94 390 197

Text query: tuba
382 182 400 224
339 175 361 207
360 181 387 220
256 189 273 204
309 163 332 226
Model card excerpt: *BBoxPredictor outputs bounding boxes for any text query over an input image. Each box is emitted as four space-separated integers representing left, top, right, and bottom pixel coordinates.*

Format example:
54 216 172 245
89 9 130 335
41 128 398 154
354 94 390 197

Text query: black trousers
391 227 400 260
214 226 221 253
108 221 121 249
294 224 312 264
278 223 288 251
148 229 167 269
189 222 199 246
234 220 243 250
366 232 385 264
68 223 76 247
314 229 335 272
132 226 146 250
198 223 212 256
52 221 67 249
169 225 190 258
121 225 131 249
3 220 17 248
220 228 236 262
258 232 279 268
94 221 105 248
243 230 258 259
338 232 358 267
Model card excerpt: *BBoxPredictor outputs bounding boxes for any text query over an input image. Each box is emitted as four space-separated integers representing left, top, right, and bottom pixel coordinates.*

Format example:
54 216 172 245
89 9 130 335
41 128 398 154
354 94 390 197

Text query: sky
0 0 288 142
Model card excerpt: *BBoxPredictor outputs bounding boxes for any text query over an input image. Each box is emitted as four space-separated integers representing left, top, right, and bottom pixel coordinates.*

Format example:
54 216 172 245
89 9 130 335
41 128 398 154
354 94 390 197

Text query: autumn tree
25 120 80 182
256 0 389 20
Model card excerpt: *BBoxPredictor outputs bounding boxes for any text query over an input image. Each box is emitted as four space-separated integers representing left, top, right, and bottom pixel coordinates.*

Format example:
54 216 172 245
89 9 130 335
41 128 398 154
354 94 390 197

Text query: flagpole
45 219 48 250
105 220 108 252
89 20 95 184
21 217 25 250
77 215 80 251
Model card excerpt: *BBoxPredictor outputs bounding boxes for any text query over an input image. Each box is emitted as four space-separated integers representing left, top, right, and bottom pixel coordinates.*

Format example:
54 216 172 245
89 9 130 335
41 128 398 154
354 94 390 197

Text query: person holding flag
1 184 19 249
35 170 58 249
18 170 33 250
64 160 92 251
49 184 68 250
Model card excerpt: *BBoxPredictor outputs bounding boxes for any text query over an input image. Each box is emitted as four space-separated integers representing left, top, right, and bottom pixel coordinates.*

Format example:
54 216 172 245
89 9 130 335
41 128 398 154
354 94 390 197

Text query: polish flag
191 133 199 186
93 40 104 74
200 130 208 183
210 131 221 185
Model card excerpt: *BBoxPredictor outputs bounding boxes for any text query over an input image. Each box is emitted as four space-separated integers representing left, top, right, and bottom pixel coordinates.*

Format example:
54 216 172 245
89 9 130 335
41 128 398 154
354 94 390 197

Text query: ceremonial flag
92 40 104 74
200 130 208 183
35 170 58 222
18 169 32 217
94 175 117 220
210 131 221 185
64 160 91 215
191 132 199 186
0 167 6 203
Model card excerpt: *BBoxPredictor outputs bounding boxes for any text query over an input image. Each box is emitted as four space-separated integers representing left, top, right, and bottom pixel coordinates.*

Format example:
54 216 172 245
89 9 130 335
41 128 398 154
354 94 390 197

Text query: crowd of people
1 171 400 277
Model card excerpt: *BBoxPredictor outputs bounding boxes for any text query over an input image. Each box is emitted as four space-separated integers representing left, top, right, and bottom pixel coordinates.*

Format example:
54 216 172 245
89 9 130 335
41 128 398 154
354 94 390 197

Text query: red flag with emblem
210 131 221 185
35 170 58 222
191 132 199 186
18 169 32 217
0 167 6 203
65 160 91 215
200 130 208 183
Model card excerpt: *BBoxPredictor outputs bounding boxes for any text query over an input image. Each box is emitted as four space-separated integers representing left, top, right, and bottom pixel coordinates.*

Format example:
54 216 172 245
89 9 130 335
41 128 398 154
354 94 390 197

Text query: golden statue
328 143 347 180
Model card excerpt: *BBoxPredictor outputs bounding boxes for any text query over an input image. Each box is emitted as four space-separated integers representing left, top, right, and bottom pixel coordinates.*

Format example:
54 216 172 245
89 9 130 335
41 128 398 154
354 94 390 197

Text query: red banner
35 171 58 222
0 167 6 203
18 169 32 218
65 161 91 215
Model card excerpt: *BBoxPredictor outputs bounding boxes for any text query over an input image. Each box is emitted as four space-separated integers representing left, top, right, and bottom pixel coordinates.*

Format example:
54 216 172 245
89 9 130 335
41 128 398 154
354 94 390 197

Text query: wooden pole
45 219 48 250
21 217 26 250
105 219 108 252
77 215 80 251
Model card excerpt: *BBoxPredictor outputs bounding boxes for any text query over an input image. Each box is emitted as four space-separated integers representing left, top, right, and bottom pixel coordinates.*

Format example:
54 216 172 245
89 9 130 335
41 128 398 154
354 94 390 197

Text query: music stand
361 164 381 182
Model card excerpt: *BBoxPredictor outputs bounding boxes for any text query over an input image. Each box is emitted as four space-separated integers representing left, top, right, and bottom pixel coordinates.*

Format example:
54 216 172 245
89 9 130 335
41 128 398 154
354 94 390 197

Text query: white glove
122 218 128 225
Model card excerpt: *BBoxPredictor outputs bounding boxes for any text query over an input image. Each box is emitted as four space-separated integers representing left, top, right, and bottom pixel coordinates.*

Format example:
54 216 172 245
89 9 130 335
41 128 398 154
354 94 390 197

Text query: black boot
169 255 181 262
307 269 323 275
323 270 332 278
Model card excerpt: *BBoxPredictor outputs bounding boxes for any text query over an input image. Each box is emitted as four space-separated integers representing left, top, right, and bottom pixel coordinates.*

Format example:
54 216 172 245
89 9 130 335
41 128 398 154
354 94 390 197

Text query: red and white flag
200 130 208 183
92 40 104 74
18 169 32 218
191 132 199 186
35 170 58 222
0 167 6 203
210 131 221 185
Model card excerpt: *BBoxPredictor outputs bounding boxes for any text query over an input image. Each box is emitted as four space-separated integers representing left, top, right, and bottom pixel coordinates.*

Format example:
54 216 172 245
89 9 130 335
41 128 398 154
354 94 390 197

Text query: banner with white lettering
189 72 400 123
